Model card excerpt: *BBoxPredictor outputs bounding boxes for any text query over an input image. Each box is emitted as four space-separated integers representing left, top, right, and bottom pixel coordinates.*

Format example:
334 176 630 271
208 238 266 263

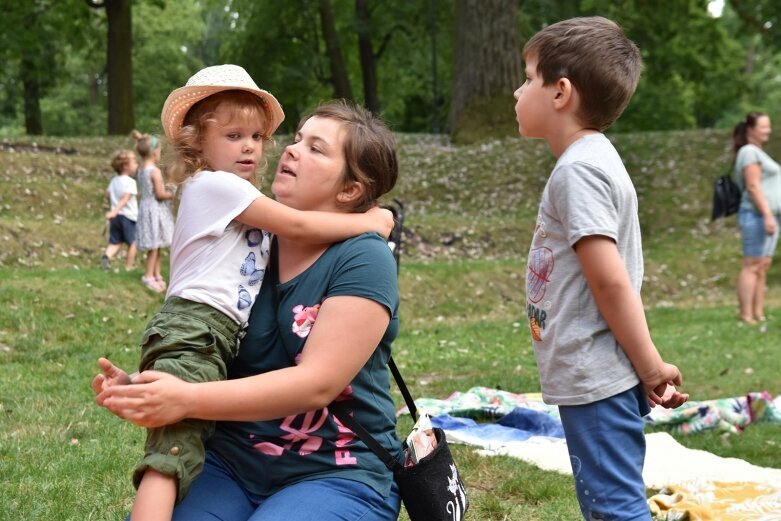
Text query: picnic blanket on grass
409 387 781 520
645 390 781 435
407 386 781 434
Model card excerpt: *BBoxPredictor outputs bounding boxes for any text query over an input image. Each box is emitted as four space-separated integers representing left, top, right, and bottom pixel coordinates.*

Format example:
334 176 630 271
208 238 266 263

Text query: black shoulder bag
330 359 469 521
711 164 741 220
268 240 469 521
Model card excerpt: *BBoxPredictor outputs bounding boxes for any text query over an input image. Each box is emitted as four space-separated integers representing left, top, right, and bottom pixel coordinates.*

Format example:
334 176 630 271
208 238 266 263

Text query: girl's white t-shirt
166 170 272 327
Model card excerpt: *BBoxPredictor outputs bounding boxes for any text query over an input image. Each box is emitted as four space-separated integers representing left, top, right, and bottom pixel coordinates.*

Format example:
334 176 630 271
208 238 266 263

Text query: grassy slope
4 129 778 303
2 130 780 520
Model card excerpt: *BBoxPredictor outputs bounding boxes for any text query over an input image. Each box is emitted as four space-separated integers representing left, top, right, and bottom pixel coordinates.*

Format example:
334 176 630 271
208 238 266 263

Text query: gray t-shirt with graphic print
526 133 641 406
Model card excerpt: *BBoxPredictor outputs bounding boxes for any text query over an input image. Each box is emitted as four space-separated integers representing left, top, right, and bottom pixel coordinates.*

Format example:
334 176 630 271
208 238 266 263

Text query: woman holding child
733 112 781 324
93 95 403 519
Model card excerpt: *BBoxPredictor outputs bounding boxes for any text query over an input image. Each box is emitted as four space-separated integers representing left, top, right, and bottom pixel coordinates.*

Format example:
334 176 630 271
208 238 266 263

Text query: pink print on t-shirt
291 303 321 338
252 410 327 456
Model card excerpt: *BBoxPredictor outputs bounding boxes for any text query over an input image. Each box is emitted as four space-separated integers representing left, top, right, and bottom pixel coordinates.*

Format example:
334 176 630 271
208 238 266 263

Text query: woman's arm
744 163 777 235
96 295 391 428
150 168 173 201
235 196 394 242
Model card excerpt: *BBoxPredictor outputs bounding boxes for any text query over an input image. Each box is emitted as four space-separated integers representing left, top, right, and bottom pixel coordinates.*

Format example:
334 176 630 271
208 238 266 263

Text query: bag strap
330 402 404 473
268 238 416 473
389 356 418 422
331 356 418 474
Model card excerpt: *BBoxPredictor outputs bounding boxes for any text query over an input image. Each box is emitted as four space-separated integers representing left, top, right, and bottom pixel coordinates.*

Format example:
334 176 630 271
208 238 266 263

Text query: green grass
2 129 781 520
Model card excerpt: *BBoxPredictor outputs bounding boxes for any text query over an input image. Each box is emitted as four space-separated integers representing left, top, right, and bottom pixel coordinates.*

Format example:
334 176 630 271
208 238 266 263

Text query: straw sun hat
160 64 285 140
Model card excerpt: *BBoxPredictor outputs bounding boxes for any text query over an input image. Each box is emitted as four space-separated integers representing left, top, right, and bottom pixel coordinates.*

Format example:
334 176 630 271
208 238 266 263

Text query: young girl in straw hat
115 64 393 521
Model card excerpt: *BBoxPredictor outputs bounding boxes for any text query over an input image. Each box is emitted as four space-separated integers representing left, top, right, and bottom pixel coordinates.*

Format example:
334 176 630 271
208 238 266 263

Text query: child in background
516 17 689 520
101 149 138 271
119 65 393 521
132 130 175 293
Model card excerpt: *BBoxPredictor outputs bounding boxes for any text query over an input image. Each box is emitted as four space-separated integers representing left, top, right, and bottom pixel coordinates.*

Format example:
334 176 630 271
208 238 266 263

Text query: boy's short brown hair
523 16 642 131
110 149 135 174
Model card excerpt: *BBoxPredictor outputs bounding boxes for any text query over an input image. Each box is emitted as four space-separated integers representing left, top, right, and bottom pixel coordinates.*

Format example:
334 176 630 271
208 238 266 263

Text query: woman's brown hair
300 100 398 213
733 111 767 153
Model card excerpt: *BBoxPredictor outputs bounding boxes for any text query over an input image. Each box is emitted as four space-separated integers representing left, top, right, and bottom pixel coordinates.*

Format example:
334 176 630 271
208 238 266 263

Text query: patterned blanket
645 390 781 435
406 387 781 520
405 386 781 434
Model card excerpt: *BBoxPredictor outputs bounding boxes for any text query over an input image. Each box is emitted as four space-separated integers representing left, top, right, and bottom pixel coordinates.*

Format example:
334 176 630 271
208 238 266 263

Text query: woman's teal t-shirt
735 144 781 213
207 233 402 498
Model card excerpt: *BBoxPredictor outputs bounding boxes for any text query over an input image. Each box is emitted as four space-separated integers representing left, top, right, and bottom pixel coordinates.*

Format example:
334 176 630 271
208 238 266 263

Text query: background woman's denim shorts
739 208 780 257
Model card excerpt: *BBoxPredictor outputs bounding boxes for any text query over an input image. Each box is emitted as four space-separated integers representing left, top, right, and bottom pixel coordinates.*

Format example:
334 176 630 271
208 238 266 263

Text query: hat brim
161 84 285 140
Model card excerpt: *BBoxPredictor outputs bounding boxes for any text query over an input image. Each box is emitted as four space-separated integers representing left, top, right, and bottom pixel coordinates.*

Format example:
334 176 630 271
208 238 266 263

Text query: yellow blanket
648 481 781 520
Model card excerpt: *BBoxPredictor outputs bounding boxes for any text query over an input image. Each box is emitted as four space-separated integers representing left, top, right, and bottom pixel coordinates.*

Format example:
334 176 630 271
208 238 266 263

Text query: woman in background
733 112 781 324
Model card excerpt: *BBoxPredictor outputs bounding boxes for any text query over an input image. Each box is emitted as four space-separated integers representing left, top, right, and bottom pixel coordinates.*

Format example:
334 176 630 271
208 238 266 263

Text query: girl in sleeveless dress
133 130 175 293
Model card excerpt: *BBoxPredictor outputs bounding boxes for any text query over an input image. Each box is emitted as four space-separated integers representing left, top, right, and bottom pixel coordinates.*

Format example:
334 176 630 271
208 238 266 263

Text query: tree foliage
582 0 745 131
1 0 780 138
0 1 97 135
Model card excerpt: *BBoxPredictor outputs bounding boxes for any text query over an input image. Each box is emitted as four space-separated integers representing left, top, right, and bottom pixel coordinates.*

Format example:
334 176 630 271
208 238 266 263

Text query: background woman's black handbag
331 358 469 521
711 167 741 220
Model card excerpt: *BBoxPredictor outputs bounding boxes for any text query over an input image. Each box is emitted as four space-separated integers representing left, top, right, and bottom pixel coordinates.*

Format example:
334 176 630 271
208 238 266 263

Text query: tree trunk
21 55 43 135
21 12 43 135
105 0 134 134
319 0 353 100
355 0 379 114
450 0 521 142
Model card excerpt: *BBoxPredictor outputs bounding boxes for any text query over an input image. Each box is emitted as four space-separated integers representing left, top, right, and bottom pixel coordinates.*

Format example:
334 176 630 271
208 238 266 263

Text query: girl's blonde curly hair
165 90 273 187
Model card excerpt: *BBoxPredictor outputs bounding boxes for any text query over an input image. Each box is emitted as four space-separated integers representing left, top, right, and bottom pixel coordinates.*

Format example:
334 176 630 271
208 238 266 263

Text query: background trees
86 0 135 135
0 0 779 140
449 0 521 143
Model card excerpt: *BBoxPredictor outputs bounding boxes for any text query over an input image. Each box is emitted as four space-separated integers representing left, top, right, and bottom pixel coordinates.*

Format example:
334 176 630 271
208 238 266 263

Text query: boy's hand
105 210 116 220
367 206 395 239
642 362 688 408
655 384 689 409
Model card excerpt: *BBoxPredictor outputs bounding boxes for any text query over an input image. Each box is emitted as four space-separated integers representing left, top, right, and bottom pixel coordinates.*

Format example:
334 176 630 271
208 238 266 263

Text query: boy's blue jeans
559 384 652 521
160 451 402 521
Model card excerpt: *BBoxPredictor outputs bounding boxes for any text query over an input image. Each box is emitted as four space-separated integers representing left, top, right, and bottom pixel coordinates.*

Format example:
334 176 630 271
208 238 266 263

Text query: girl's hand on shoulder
97 370 192 428
367 206 394 239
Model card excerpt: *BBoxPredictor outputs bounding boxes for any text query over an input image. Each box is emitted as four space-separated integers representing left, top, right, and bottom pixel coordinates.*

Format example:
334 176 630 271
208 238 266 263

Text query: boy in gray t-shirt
514 17 689 521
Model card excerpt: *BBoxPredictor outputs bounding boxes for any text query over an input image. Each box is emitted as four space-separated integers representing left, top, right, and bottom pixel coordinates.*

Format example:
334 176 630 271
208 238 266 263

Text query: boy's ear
337 180 365 204
553 78 574 110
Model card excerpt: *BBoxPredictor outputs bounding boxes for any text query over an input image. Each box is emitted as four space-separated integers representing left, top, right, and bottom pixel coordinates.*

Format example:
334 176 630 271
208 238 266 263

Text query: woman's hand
96 370 194 428
763 214 777 235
